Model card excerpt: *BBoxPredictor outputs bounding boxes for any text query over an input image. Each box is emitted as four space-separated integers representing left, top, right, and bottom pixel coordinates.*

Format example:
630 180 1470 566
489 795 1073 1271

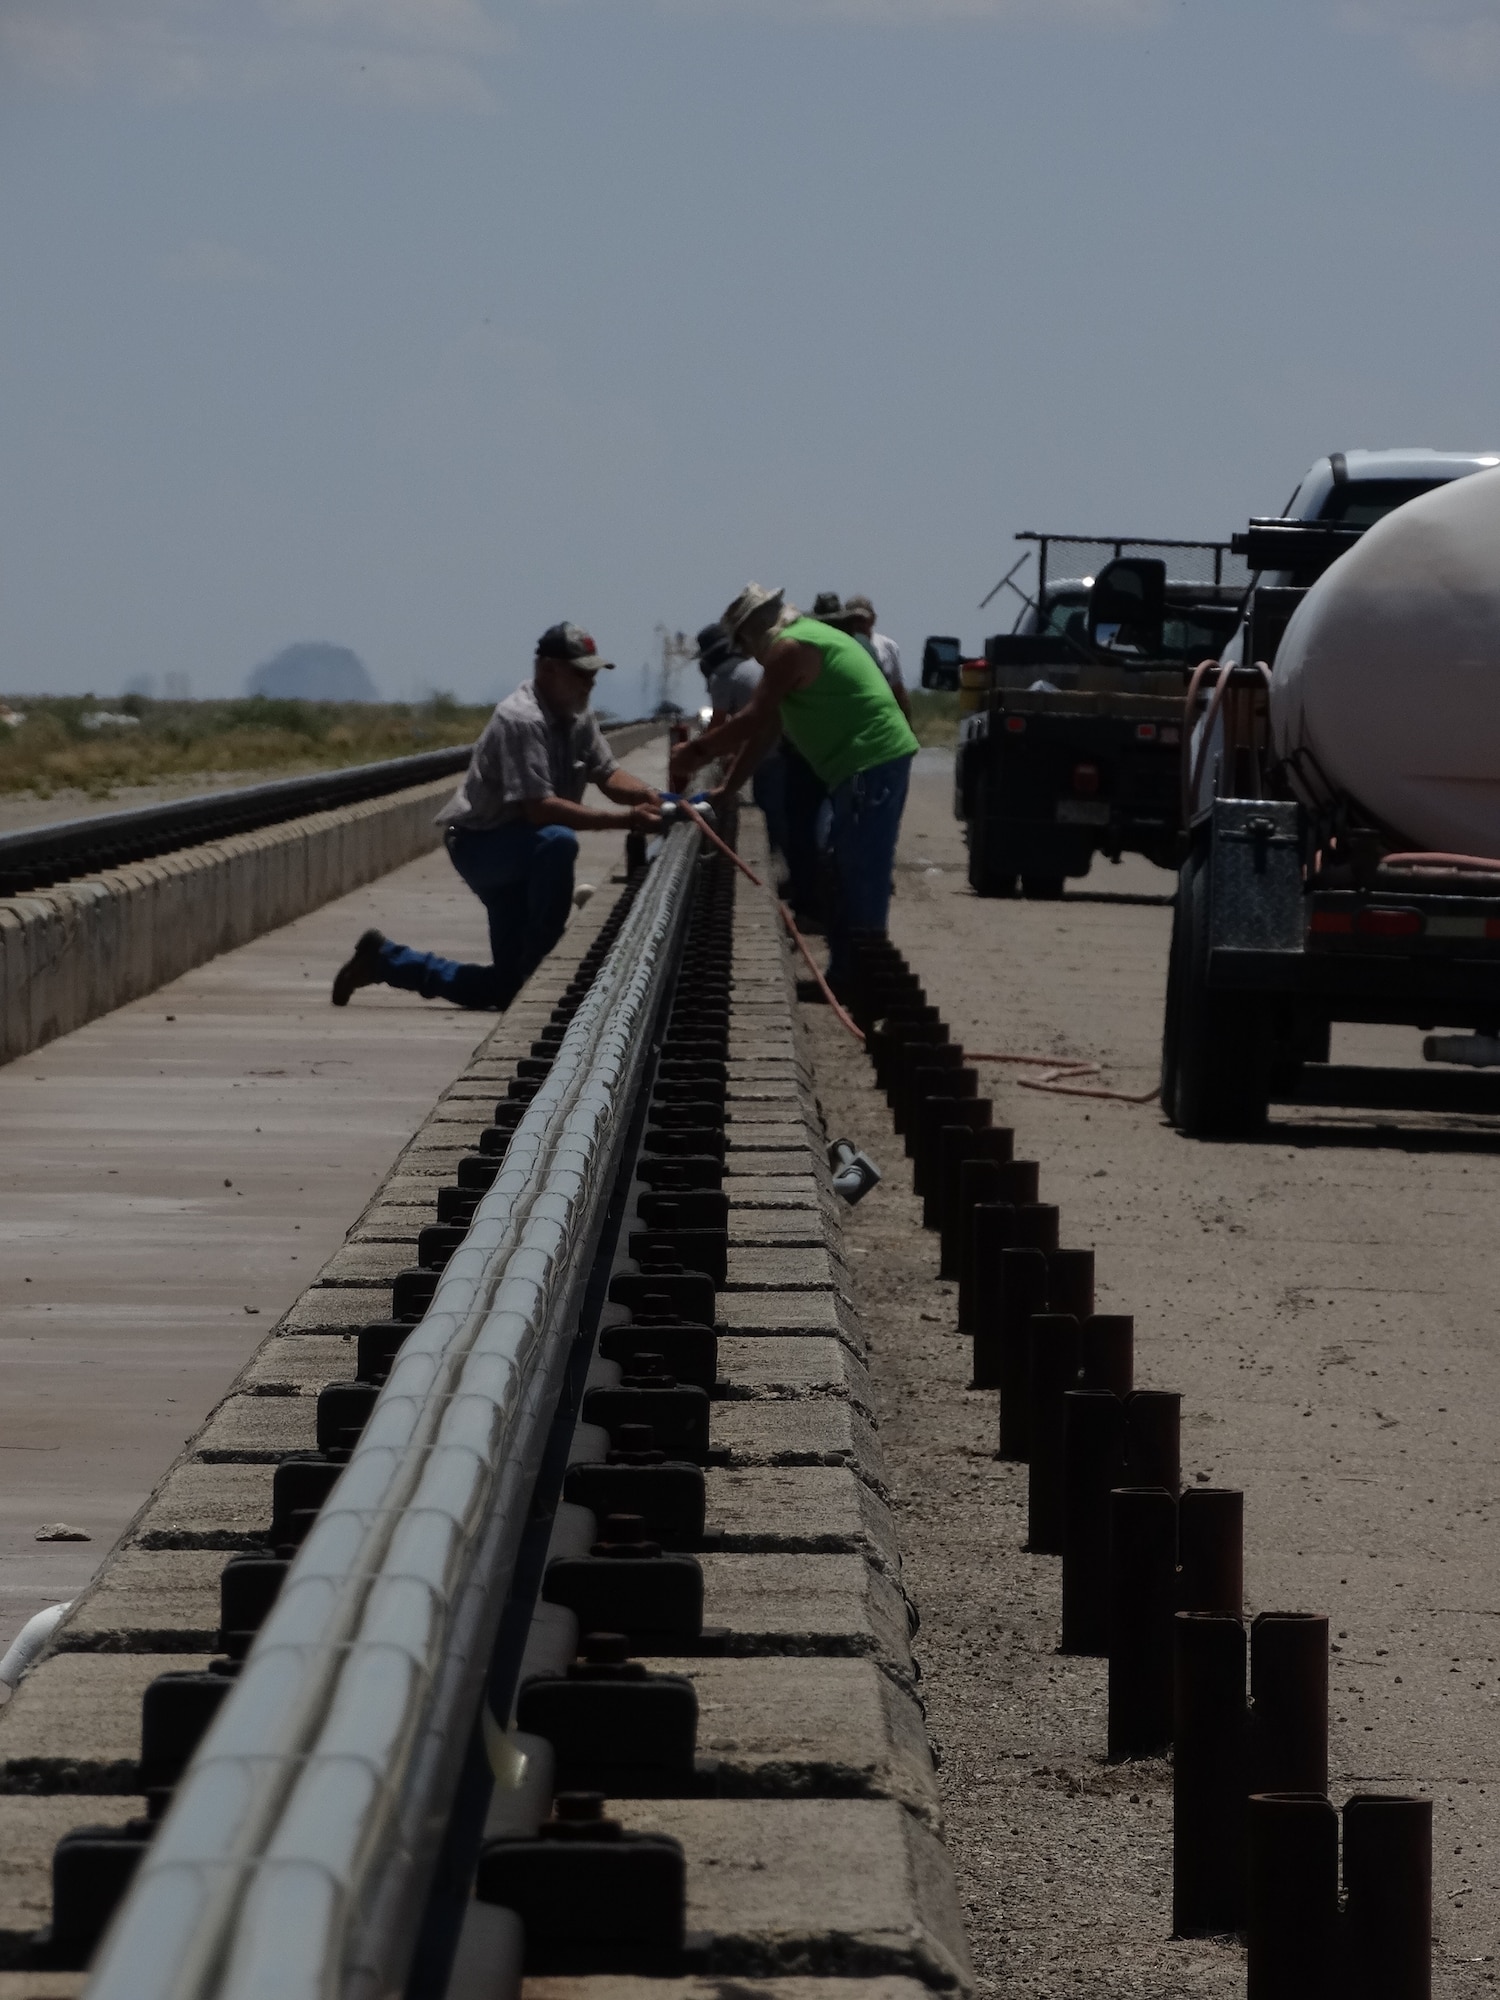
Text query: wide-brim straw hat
722 583 786 639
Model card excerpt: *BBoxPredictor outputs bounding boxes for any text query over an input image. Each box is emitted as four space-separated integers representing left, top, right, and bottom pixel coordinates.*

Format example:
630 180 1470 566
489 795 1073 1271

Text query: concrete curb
0 777 454 1064
0 721 663 1066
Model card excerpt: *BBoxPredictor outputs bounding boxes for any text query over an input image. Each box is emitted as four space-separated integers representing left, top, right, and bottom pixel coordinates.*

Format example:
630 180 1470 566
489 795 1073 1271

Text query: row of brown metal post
841 931 1432 1998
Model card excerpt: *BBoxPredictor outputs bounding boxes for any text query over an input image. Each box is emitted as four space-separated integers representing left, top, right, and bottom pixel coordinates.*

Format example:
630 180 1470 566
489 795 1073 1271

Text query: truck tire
966 778 1018 897
1159 857 1196 1123
1173 859 1272 1139
968 842 1016 897
1021 874 1066 901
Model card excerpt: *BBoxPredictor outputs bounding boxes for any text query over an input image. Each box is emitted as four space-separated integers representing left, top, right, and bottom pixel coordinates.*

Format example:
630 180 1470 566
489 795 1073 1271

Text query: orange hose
1381 851 1500 873
675 800 867 1043
967 1051 1160 1105
674 802 1157 1101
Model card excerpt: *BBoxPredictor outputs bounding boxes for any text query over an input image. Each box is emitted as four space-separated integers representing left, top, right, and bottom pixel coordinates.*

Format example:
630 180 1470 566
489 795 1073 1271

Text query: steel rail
83 821 701 2000
0 748 473 894
0 720 657 895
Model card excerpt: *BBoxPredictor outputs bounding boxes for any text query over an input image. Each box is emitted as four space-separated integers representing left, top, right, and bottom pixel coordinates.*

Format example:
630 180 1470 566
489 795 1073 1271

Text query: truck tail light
1357 908 1423 937
1309 910 1353 935
1005 717 1026 734
1135 723 1157 741
1071 762 1101 796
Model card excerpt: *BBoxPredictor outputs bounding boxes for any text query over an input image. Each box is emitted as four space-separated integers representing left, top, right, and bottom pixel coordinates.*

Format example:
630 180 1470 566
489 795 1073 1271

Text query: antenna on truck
978 550 1032 611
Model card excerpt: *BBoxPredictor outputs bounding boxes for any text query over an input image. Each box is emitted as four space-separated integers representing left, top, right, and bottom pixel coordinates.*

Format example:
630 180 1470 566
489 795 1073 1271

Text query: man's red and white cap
536 622 615 668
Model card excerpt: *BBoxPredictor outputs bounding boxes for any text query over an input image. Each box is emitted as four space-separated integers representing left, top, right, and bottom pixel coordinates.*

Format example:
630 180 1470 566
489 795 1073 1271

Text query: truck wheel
968 838 1017 898
1021 874 1066 901
966 778 1018 896
1174 860 1272 1139
1159 857 1197 1123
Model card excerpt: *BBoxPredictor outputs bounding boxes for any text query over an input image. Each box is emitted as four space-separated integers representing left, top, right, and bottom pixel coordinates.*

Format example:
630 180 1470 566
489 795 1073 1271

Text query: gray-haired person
694 621 791 865
332 623 661 1011
843 594 913 724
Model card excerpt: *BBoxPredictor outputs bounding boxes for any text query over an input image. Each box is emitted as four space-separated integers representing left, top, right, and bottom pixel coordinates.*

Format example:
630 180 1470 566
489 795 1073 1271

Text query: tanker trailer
1162 466 1500 1136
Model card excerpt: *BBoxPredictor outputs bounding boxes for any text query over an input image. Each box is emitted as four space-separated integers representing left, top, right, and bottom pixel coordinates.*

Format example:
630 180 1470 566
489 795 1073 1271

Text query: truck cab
921 636 963 691
1209 449 1500 686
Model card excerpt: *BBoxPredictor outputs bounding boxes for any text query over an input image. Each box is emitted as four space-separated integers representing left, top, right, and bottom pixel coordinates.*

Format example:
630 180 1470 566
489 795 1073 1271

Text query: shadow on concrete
1060 890 1175 908
1277 1063 1500 1116
1267 1121 1500 1154
1259 1062 1500 1153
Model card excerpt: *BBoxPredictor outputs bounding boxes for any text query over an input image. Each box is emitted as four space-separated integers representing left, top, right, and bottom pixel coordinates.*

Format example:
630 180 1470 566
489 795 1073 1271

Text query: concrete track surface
0 786 969 1997
0 748 659 1645
799 748 1500 1997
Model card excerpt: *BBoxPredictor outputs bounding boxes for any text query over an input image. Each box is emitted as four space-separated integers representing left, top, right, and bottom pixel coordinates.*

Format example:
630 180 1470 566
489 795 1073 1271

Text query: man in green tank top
671 583 918 995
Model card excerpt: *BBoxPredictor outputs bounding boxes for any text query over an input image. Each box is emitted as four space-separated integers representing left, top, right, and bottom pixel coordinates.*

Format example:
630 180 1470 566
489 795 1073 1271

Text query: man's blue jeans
825 752 913 993
780 741 829 920
377 821 578 1010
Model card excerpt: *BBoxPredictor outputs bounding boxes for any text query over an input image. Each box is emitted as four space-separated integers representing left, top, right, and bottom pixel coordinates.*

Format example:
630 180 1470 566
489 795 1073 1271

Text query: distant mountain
247 643 377 702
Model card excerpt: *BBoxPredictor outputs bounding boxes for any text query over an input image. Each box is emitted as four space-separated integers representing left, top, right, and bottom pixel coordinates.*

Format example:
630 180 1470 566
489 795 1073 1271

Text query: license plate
1056 799 1109 826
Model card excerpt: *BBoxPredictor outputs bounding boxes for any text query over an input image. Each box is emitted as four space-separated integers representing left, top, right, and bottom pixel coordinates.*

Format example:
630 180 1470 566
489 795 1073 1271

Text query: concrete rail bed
0 814 971 1999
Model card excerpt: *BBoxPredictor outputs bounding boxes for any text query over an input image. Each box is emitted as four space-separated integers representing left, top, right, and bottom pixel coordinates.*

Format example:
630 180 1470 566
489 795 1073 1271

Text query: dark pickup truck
954 532 1246 897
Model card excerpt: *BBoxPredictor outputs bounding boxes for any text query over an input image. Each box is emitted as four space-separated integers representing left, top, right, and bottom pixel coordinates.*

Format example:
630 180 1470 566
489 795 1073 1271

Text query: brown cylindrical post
1106 1486 1178 1759
1015 1202 1060 1252
1343 1794 1432 2000
897 1042 961 1139
1122 1389 1181 1494
1173 1611 1249 1934
994 1159 1040 1208
994 1247 1048 1442
1046 1247 1094 1318
1060 1390 1124 1654
871 1011 940 1093
915 1084 987 1203
908 1067 972 1178
935 1125 982 1254
879 1020 946 1106
1026 1316 1082 1553
1246 1792 1339 2000
1178 1488 1243 1617
942 1128 1013 1282
957 1166 1005 1329
1250 1613 1328 1797
1078 1314 1133 1397
969 1211 1021 1387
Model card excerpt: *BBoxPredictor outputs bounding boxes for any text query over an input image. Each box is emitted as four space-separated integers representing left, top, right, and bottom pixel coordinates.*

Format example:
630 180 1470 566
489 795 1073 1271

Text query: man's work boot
331 930 387 1007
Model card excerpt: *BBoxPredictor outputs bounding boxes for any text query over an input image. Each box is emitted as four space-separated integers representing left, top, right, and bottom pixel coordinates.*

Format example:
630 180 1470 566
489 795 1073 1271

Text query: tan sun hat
722 582 786 640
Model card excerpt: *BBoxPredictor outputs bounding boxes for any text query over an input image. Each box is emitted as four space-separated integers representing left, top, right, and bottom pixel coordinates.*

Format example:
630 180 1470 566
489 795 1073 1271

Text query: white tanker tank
1270 466 1500 859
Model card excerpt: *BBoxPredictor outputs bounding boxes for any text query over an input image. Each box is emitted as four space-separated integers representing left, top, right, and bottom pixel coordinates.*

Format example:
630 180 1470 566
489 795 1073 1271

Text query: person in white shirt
842 595 913 724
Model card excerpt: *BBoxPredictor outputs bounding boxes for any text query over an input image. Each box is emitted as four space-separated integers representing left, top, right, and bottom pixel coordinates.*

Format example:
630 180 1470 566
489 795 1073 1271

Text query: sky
2 0 1500 717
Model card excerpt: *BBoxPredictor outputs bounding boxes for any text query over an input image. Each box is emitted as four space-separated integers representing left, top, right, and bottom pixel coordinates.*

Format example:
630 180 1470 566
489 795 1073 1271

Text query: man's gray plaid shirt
438 682 619 830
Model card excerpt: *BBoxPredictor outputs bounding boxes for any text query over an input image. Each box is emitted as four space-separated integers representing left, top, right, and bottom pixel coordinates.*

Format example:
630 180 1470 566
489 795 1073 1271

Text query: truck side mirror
1087 557 1166 655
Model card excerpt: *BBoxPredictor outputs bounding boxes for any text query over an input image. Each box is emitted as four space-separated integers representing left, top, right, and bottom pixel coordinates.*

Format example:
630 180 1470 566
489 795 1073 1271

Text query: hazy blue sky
2 0 1499 715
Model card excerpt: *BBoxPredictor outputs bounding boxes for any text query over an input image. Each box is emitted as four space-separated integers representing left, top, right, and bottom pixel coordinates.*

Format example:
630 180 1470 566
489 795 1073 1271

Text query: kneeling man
332 623 661 1012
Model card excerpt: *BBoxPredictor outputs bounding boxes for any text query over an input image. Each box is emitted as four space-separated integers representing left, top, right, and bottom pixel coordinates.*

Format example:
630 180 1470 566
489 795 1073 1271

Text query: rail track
0 721 656 896
0 808 964 1999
